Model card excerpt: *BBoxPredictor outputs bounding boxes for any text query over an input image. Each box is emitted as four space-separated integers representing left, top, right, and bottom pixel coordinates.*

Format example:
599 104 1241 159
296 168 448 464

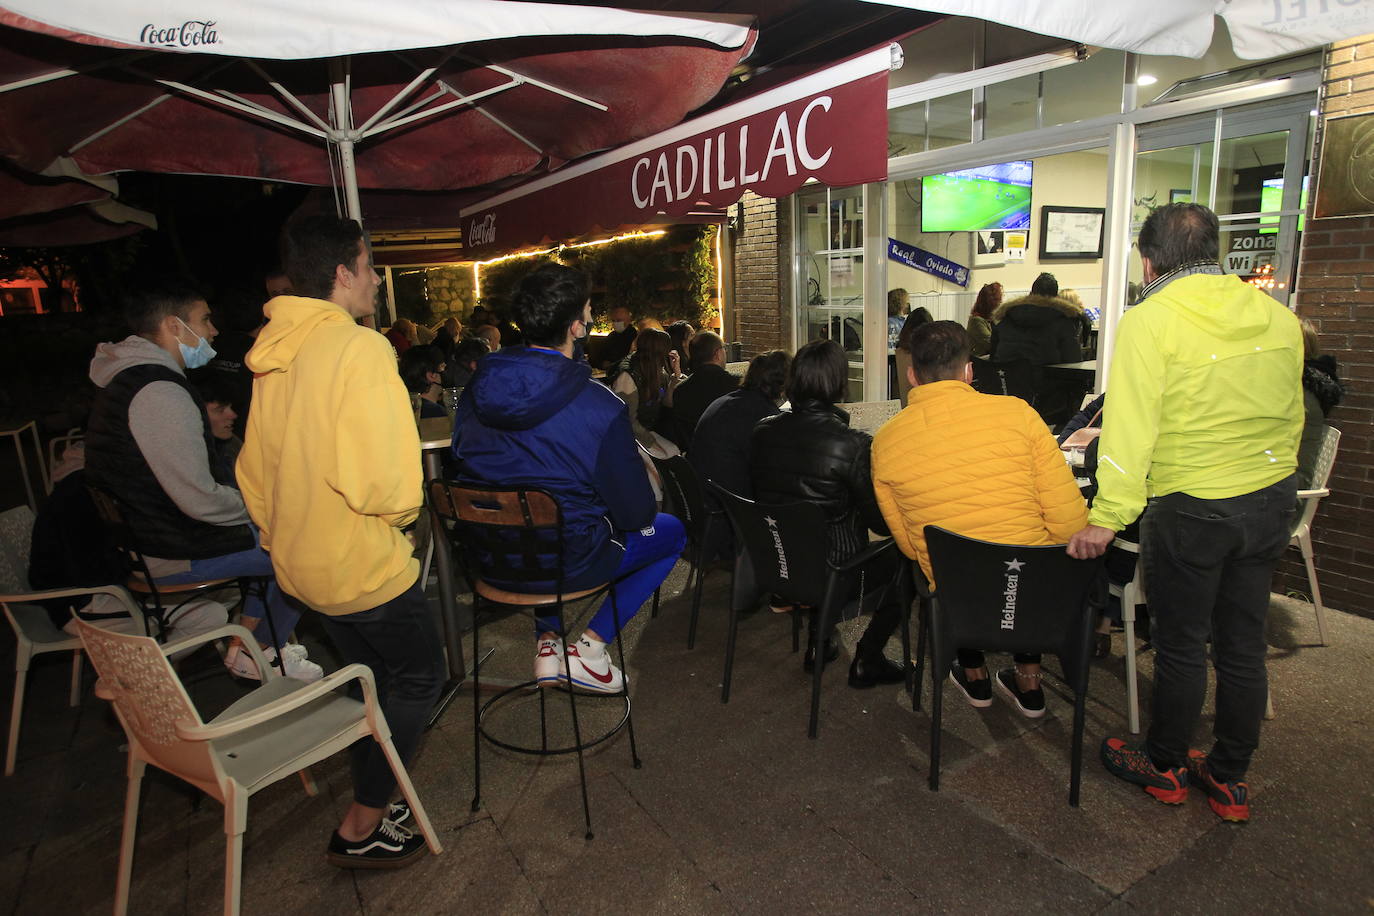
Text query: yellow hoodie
238 296 421 615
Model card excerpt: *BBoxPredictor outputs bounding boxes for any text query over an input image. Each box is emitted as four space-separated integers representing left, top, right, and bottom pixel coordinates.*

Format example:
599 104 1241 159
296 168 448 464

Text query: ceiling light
1137 74 1158 86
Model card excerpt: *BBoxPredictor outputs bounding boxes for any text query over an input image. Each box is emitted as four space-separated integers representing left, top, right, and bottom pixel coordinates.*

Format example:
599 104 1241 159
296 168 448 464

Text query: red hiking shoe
1100 737 1188 805
1186 750 1250 823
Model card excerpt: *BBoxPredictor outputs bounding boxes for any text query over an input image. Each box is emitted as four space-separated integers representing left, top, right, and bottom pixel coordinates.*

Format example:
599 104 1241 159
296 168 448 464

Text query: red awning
460 44 895 256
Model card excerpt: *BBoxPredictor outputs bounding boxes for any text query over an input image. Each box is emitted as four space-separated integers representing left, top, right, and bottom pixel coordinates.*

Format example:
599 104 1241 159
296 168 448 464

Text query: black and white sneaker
387 800 411 827
948 660 994 708
995 667 1046 718
326 817 426 869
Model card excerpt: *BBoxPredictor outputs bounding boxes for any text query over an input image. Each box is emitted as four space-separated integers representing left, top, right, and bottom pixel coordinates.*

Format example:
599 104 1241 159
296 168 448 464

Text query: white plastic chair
1291 425 1340 646
0 421 45 510
75 619 443 916
1107 538 1145 735
0 504 143 775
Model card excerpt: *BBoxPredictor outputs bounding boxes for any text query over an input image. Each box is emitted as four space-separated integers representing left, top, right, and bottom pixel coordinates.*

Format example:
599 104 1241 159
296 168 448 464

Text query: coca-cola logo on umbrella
139 20 220 48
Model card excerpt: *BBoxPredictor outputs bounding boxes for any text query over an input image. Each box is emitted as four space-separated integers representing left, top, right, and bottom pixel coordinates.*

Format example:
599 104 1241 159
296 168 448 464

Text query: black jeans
1141 475 1296 780
318 579 446 809
814 550 904 659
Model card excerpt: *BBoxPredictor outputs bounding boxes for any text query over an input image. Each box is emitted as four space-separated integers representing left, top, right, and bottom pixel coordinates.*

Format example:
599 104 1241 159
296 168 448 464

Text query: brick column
1284 34 1374 619
731 191 790 356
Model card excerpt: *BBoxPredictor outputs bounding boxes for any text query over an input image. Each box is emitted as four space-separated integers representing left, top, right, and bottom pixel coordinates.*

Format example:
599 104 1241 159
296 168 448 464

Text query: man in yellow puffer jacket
239 215 444 869
873 321 1087 718
1069 204 1302 824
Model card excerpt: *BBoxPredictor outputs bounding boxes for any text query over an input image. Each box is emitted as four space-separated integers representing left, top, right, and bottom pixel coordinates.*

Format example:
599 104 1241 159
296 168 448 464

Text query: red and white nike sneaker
533 637 565 687
562 636 625 693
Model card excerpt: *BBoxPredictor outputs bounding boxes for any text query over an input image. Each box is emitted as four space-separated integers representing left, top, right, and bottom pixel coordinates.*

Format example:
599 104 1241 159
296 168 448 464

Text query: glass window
927 91 974 149
796 185 865 401
983 73 1039 139
1042 49 1124 125
1133 141 1214 225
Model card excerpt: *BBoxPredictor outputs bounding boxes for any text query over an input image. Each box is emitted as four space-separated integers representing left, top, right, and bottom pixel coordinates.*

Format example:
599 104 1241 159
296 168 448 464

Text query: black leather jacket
748 399 888 565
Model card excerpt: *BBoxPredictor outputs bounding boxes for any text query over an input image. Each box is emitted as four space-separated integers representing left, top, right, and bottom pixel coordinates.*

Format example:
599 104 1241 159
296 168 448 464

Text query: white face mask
611 320 626 333
174 317 216 369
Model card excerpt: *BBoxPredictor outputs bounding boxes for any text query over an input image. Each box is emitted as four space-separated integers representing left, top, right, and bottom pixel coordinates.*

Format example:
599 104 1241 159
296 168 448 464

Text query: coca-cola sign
139 20 220 48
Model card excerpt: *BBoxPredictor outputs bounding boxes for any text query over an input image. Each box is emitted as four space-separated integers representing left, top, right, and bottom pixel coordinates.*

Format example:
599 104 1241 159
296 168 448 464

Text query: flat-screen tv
921 160 1033 233
1258 176 1308 234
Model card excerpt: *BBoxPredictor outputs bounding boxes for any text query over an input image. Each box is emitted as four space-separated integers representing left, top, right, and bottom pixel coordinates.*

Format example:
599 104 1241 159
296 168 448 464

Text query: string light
469 229 670 303
1245 262 1286 292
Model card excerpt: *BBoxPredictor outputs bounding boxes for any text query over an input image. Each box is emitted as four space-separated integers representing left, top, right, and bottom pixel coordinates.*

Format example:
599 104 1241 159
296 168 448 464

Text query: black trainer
995 667 1046 718
388 800 411 827
327 817 426 870
948 660 993 708
848 654 906 689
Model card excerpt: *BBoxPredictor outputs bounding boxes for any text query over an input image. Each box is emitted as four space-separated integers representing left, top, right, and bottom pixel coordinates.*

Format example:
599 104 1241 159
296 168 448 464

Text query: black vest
86 362 255 560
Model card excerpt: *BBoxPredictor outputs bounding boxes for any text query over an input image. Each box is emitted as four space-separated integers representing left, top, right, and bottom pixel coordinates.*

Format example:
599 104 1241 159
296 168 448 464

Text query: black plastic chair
648 454 723 649
711 482 911 738
85 485 282 672
427 481 637 841
971 357 1041 405
917 525 1102 806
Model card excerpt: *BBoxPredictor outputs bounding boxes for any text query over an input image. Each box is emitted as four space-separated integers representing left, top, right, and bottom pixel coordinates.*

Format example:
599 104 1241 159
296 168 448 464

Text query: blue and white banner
887 237 969 288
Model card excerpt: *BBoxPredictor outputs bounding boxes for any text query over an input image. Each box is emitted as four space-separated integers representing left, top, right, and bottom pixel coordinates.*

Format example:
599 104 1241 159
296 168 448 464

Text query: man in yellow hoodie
872 320 1087 718
238 215 444 869
1069 204 1302 824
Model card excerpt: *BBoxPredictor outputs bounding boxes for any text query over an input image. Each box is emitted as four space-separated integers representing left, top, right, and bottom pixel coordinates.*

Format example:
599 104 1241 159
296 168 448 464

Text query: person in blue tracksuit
451 262 685 692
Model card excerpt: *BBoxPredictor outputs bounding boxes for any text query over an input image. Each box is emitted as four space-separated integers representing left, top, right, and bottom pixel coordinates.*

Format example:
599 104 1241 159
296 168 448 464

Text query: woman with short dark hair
746 339 906 687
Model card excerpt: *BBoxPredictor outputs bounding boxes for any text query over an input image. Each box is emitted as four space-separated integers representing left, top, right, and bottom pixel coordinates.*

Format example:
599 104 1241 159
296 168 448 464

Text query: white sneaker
562 636 624 693
224 642 263 681
534 637 565 687
277 646 324 683
224 643 323 683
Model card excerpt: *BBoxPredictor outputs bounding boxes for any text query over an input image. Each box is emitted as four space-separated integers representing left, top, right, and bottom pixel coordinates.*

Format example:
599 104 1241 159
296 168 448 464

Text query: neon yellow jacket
1089 274 1303 532
238 296 422 615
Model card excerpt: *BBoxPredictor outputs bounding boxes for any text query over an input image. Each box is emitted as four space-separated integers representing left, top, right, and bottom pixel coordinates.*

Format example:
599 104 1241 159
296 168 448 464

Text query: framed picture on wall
974 229 1005 266
1039 206 1105 260
1313 111 1374 219
1170 189 1193 204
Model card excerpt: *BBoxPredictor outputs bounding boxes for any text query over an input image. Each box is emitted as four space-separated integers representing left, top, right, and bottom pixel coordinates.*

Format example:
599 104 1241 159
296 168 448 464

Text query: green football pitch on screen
921 173 1032 232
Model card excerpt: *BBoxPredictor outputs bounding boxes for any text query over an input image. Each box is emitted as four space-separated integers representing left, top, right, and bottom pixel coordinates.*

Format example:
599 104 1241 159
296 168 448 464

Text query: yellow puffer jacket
871 380 1088 583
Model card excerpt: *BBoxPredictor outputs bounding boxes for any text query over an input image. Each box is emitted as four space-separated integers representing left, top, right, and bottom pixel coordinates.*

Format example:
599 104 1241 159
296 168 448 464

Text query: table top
419 415 454 451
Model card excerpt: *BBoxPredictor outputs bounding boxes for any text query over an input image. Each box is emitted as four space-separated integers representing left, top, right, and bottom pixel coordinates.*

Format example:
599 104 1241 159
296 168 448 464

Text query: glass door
1134 97 1314 307
796 184 866 402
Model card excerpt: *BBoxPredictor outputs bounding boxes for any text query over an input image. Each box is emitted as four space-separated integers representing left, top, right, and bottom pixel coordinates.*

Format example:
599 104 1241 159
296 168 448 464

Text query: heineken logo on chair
1001 558 1024 630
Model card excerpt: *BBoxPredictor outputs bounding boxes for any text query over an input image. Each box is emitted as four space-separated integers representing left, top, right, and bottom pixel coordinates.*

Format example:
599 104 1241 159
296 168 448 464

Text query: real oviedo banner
461 48 893 255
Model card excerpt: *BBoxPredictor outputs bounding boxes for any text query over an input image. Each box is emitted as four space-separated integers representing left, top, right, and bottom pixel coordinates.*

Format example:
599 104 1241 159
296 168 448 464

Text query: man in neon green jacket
1068 203 1302 824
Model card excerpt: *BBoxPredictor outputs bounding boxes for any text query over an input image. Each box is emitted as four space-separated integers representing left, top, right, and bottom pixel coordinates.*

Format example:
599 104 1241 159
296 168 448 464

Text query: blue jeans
536 513 686 639
317 579 445 808
156 524 300 650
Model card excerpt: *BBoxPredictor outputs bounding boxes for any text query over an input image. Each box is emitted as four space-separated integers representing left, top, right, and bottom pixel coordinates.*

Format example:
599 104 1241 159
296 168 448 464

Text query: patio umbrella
0 159 154 245
0 1 756 223
856 0 1374 59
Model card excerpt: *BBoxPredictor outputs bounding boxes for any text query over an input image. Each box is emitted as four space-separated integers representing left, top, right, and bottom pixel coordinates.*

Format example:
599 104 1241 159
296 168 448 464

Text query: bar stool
428 481 638 840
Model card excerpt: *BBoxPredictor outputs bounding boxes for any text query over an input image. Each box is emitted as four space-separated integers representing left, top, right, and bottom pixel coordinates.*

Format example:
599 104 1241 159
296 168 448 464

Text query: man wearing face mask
598 303 637 371
85 282 322 682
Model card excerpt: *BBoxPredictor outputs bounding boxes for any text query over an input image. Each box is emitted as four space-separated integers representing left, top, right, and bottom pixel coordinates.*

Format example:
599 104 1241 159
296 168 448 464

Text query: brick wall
731 191 790 355
1280 34 1374 619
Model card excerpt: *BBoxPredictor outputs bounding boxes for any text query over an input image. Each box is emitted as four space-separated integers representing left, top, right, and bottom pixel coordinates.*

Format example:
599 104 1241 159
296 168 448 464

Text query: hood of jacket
1149 273 1277 341
992 294 1083 326
469 347 591 431
246 295 357 375
89 334 182 388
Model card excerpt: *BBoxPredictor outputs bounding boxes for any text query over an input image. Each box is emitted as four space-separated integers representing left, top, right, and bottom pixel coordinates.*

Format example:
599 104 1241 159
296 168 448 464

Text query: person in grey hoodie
84 281 321 682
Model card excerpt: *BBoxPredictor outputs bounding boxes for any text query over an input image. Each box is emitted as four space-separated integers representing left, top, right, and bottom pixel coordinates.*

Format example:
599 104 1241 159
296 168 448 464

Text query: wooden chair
76 619 442 916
